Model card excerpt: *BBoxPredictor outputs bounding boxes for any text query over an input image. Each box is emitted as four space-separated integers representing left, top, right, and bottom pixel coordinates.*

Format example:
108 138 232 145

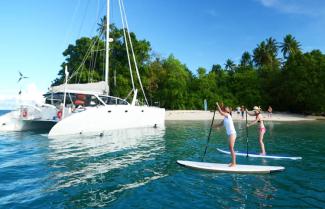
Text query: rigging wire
61 0 81 52
118 0 135 91
69 37 99 82
93 39 101 81
77 0 91 37
120 0 149 105
69 0 104 84
88 0 101 83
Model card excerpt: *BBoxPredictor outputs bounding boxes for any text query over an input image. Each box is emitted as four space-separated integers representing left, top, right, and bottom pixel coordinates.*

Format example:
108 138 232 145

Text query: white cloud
0 83 44 110
259 0 278 7
255 0 325 17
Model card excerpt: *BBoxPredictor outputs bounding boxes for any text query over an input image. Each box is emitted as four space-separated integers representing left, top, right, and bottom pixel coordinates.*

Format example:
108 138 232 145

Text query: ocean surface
0 110 324 208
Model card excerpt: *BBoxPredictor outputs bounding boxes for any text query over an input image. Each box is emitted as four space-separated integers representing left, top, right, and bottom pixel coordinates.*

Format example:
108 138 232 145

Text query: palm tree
253 41 270 67
266 37 278 57
280 34 301 59
240 51 253 67
211 64 222 72
266 37 279 67
224 59 236 71
253 37 279 67
97 16 107 40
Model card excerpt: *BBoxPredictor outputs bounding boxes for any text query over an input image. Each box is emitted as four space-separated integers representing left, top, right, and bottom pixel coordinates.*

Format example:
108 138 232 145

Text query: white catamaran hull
48 105 165 137
0 103 58 132
0 110 23 131
0 109 57 132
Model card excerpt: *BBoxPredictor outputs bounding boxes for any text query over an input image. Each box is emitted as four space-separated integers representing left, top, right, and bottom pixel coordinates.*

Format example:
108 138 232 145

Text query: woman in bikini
246 106 266 155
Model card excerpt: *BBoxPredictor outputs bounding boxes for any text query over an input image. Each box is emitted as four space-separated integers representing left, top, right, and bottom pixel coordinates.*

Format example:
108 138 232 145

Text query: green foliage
158 55 191 109
240 51 253 68
280 34 301 59
52 25 325 114
280 50 325 113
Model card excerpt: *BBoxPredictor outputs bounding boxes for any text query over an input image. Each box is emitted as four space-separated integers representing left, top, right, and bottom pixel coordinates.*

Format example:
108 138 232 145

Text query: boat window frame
99 95 129 105
44 92 107 107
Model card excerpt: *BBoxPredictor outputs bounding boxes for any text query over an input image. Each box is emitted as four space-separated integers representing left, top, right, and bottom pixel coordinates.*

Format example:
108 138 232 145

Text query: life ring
22 109 27 118
57 110 62 120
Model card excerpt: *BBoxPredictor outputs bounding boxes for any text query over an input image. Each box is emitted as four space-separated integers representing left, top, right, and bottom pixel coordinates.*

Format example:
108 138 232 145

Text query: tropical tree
266 37 278 57
280 34 301 59
253 37 279 68
97 16 107 40
52 36 105 85
240 51 253 68
224 59 236 71
211 64 222 73
158 55 191 109
279 50 325 113
52 25 152 98
231 69 262 107
253 41 269 67
53 17 325 114
266 37 280 69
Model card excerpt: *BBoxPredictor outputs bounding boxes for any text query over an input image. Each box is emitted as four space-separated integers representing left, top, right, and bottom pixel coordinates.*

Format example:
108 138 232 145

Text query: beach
165 110 317 121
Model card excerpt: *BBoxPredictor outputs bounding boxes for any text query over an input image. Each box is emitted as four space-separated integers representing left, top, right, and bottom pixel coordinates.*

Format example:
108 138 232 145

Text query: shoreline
165 110 321 121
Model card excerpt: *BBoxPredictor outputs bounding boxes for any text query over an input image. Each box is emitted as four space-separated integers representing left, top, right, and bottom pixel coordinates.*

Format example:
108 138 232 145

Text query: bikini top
256 113 262 123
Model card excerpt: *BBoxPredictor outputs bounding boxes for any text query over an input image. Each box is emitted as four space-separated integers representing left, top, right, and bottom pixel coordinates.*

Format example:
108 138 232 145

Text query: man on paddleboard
214 102 237 167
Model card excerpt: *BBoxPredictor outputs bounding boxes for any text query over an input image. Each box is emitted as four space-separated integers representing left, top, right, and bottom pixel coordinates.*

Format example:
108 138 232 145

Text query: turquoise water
0 111 325 208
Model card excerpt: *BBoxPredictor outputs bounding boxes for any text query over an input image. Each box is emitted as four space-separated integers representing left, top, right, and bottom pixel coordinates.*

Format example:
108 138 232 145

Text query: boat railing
20 104 58 121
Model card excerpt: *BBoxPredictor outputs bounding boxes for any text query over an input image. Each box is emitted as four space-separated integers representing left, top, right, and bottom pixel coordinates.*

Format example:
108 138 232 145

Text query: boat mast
105 0 110 95
62 65 69 119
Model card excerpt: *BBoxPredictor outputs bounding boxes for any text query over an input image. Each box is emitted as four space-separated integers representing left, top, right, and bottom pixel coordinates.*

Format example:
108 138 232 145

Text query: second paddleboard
217 148 302 160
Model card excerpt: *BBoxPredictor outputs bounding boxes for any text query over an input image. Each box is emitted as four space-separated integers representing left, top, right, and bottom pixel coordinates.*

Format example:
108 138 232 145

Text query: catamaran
0 0 165 136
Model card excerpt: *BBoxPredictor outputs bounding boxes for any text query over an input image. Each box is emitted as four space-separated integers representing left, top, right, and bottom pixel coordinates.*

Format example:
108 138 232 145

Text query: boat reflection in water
46 127 166 204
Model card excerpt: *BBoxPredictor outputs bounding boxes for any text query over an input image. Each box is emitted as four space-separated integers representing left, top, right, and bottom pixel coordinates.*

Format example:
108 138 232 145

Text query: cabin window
99 96 128 105
117 99 128 105
89 95 102 106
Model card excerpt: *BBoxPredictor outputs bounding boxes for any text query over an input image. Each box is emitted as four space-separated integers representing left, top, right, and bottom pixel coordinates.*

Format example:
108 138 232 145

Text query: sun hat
253 106 261 111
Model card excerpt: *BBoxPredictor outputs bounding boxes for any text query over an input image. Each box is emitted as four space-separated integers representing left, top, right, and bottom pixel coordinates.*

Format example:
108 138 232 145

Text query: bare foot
228 163 236 167
260 153 266 156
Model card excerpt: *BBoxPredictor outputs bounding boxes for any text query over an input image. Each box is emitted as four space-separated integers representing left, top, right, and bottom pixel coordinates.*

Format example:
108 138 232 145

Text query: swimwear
224 114 236 136
259 127 266 133
256 113 266 133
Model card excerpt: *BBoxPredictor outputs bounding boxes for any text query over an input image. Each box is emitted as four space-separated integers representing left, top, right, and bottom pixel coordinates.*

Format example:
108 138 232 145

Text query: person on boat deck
246 106 266 155
214 102 237 167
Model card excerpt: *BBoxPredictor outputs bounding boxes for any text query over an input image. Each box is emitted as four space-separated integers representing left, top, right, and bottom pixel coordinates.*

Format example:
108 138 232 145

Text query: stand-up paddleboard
217 148 302 160
177 160 284 174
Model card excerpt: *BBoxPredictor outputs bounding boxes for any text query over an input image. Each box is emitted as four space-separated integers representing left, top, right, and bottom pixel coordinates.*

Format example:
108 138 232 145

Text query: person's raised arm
246 108 255 116
216 102 228 117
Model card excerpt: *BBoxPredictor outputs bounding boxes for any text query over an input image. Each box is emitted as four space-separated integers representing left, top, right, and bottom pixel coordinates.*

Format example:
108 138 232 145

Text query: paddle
202 104 218 162
246 110 249 157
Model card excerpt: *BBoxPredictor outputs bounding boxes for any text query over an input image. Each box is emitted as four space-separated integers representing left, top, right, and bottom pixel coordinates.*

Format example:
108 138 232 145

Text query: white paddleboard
177 160 284 174
217 148 302 160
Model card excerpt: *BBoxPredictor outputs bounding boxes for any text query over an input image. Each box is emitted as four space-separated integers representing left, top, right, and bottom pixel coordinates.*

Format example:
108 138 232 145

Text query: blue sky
1 0 325 107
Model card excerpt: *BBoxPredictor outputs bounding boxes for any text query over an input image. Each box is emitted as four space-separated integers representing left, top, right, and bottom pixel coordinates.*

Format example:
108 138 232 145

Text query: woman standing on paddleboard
215 102 237 167
247 106 266 155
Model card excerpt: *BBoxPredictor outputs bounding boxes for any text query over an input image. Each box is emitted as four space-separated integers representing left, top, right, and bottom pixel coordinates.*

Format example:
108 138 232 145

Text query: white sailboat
0 96 58 132
0 0 165 135
47 0 165 137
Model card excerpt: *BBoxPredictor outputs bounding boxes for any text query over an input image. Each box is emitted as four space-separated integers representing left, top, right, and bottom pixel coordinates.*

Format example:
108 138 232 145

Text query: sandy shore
165 110 318 121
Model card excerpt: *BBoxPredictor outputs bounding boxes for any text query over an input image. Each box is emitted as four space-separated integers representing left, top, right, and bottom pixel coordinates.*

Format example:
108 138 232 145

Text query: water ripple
0 121 325 208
